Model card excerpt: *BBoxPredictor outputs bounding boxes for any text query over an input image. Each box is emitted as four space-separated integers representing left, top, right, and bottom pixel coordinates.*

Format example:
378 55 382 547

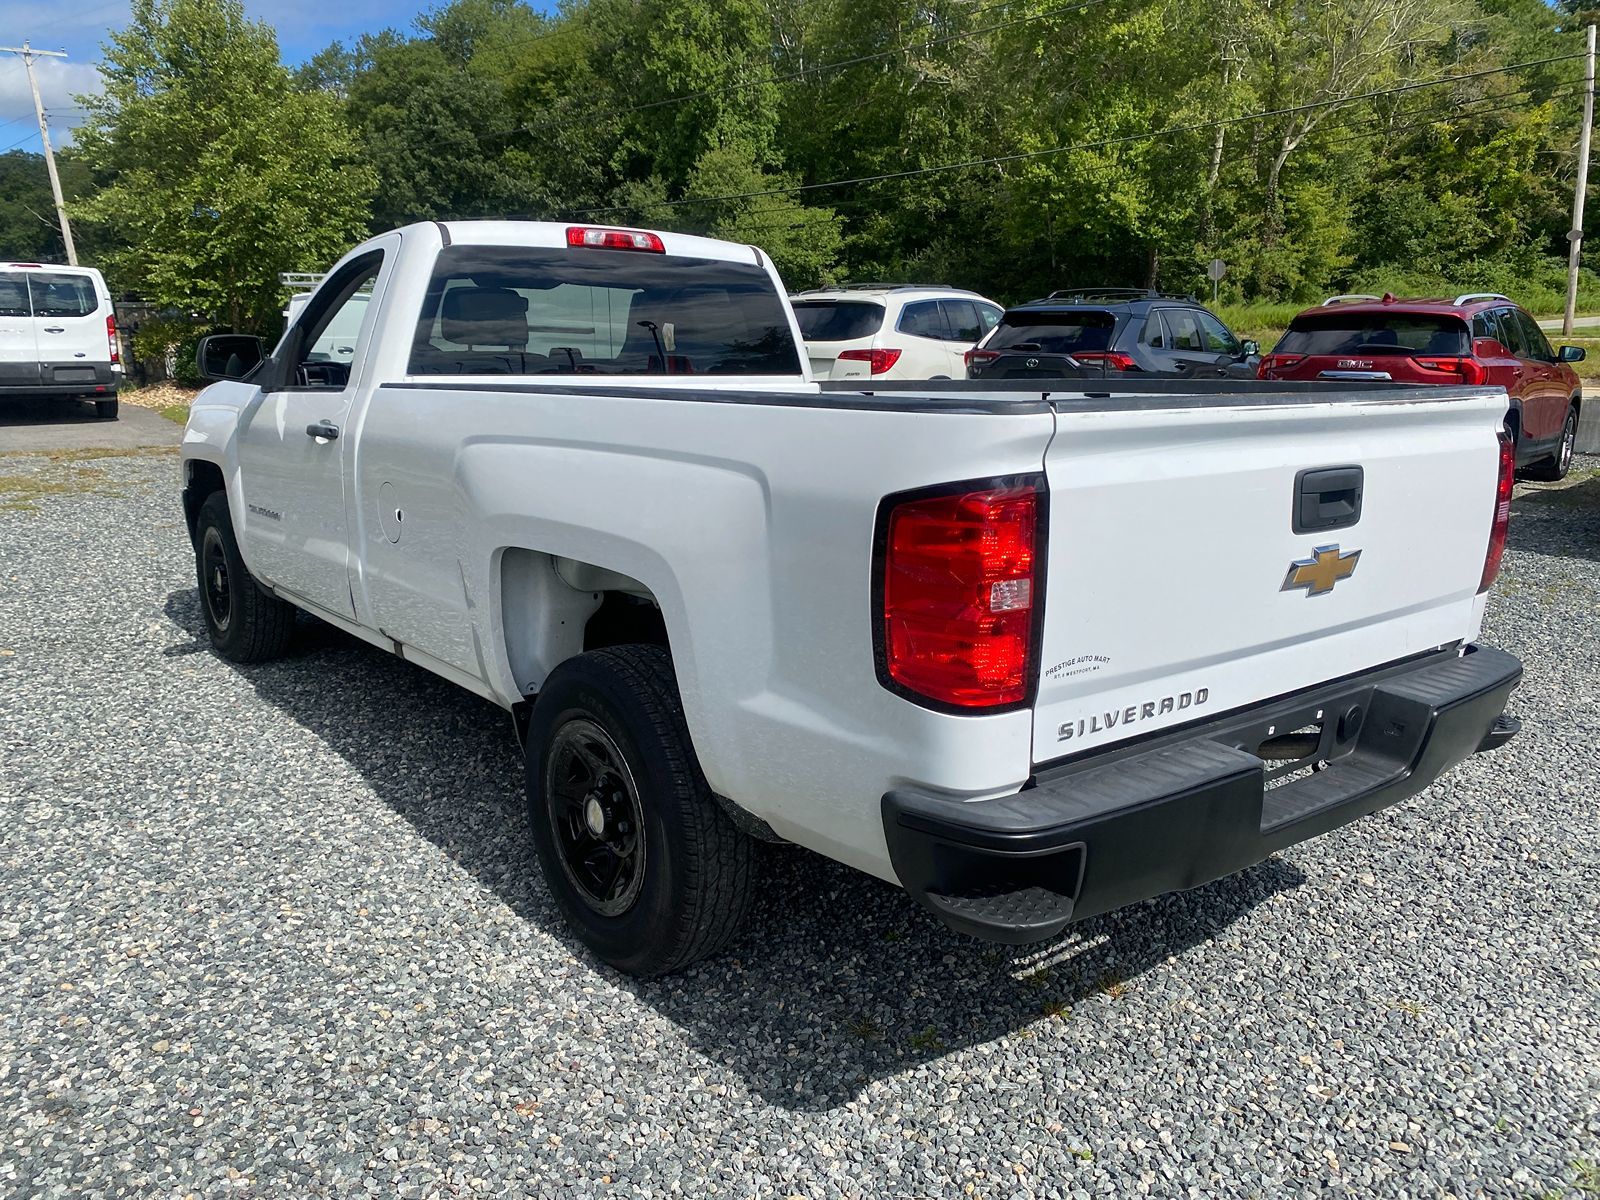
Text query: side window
1164 309 1204 351
1144 313 1166 348
1470 311 1495 340
1513 310 1554 361
287 254 383 389
977 304 1002 333
1195 310 1240 354
939 299 983 342
0 272 29 317
898 300 948 340
1495 308 1529 358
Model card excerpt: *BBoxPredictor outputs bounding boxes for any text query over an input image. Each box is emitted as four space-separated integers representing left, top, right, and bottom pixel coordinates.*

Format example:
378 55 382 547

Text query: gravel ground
0 449 1596 1199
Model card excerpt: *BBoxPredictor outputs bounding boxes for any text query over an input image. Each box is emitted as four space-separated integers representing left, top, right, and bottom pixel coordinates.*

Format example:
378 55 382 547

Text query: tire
526 645 754 977
95 398 118 420
193 491 295 663
1524 405 1578 482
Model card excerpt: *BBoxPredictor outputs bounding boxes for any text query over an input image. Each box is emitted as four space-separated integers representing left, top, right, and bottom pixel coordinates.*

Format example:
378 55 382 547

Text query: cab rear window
1276 314 1469 357
989 311 1115 354
792 300 883 341
410 246 802 377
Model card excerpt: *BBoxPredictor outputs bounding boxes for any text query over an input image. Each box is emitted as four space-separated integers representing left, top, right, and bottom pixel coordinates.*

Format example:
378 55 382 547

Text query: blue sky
0 0 469 153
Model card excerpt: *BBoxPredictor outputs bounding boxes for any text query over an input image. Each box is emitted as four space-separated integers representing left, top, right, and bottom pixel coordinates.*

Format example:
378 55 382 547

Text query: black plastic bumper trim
883 644 1522 943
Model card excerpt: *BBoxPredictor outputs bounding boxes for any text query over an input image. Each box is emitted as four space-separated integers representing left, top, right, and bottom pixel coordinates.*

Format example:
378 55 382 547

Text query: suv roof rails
1321 293 1383 306
792 283 967 296
1452 292 1513 306
280 272 327 291
1044 287 1197 303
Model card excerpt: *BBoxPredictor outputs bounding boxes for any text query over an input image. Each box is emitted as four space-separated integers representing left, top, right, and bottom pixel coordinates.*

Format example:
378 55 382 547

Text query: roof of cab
426 219 765 266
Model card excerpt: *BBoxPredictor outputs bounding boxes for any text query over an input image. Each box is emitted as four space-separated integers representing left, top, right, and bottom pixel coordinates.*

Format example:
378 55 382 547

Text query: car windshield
791 300 884 341
987 311 1115 355
410 246 802 376
1275 314 1470 357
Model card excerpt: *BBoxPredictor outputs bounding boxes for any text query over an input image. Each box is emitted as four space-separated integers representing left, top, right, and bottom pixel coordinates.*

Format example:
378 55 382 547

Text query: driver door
234 241 393 618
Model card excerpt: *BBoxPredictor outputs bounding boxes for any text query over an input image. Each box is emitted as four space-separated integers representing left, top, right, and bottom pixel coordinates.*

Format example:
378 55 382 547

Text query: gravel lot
1 449 1596 1199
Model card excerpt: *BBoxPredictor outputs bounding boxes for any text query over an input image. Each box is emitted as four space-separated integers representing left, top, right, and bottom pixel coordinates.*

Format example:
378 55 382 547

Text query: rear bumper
882 644 1522 943
0 363 119 397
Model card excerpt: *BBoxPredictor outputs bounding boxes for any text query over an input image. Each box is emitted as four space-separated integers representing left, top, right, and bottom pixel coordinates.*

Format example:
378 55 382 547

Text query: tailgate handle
1293 465 1363 534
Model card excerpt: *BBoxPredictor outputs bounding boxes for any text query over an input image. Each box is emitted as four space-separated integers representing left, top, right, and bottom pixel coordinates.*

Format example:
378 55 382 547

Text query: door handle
305 421 340 441
42 326 64 333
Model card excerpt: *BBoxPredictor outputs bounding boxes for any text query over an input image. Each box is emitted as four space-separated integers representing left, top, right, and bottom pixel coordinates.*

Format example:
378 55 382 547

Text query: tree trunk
1145 245 1159 290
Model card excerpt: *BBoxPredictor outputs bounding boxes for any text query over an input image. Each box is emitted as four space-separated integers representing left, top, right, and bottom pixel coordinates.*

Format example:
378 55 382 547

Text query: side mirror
1559 344 1586 363
196 334 265 382
1240 339 1260 358
1472 337 1507 359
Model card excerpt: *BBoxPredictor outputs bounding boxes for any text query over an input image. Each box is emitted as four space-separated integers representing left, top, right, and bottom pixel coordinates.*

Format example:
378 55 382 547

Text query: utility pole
0 41 77 266
1564 24 1595 337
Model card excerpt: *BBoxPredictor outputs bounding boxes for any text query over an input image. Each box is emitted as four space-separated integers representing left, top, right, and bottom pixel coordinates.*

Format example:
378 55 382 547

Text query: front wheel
526 645 754 977
193 491 295 663
1524 406 1579 482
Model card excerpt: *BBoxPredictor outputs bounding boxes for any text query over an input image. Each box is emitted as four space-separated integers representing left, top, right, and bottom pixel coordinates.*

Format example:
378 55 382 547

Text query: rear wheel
526 645 754 977
95 398 118 419
1524 405 1578 482
193 491 295 662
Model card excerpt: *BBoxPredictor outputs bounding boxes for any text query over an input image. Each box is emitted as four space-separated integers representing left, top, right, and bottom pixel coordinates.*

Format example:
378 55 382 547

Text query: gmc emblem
1337 359 1374 369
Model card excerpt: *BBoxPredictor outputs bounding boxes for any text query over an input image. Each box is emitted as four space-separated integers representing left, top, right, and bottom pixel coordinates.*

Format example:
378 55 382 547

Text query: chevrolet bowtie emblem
1282 544 1361 597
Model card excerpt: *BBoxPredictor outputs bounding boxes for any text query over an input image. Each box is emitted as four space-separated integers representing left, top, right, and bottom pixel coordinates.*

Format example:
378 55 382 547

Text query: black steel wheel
544 718 647 917
192 491 295 663
526 645 755 977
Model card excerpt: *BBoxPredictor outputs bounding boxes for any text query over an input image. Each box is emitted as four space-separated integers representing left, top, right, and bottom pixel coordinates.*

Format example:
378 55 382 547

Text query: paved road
0 452 1595 1198
0 397 180 453
1536 314 1600 331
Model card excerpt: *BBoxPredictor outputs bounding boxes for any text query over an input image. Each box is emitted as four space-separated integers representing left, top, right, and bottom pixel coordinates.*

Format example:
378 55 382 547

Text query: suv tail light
1414 356 1487 385
1071 351 1138 371
838 348 902 375
964 348 1000 368
1479 430 1514 593
1257 353 1303 378
106 314 119 365
565 226 665 252
877 478 1044 709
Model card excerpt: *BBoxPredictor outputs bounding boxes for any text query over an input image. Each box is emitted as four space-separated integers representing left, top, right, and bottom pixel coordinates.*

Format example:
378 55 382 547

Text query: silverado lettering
1057 688 1211 742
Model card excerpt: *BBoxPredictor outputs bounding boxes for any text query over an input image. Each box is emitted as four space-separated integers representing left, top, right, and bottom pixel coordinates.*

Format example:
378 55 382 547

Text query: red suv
1259 293 1584 480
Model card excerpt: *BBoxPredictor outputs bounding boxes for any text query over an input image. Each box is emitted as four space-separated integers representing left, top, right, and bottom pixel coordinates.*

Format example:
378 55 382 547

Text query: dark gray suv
965 289 1259 380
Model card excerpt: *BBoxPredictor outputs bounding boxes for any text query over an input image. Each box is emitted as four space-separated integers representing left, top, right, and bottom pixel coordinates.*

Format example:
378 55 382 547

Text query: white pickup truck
181 221 1522 977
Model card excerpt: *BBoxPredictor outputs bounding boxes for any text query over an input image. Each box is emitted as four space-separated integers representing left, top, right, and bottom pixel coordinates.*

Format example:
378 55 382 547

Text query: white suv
0 262 122 418
791 285 1003 380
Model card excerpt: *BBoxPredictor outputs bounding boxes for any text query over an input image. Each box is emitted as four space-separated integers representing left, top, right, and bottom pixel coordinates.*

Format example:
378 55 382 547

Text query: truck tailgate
1032 390 1505 763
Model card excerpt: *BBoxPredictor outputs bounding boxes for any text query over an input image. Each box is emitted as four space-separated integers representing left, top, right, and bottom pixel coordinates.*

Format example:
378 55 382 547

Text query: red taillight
838 348 903 375
1257 353 1303 378
964 348 1000 369
565 226 665 252
106 314 119 365
1479 430 1514 593
1414 356 1487 385
1071 351 1138 371
879 480 1043 709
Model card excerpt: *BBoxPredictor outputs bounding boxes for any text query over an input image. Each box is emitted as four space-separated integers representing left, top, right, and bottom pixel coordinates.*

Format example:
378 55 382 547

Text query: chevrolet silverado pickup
180 221 1522 977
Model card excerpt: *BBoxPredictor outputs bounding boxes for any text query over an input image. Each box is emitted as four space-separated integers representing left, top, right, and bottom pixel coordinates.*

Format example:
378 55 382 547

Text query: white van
0 262 122 418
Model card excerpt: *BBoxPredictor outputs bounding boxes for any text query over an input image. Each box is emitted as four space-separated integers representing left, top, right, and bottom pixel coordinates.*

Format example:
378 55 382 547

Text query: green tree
0 151 91 262
71 0 375 331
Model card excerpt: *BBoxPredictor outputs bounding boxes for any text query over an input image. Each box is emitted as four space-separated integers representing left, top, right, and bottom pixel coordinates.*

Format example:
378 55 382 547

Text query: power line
571 51 1589 217
691 81 1592 237
515 0 1117 137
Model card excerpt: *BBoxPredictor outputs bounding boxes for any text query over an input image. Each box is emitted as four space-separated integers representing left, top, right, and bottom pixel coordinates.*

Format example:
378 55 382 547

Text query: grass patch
158 403 190 425
0 466 114 513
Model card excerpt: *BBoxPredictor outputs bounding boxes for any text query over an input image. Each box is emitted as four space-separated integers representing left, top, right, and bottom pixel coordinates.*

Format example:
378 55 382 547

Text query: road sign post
1207 258 1227 305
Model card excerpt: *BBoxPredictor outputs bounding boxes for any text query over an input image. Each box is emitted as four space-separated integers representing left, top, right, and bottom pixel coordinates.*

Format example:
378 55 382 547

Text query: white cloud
0 56 104 151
